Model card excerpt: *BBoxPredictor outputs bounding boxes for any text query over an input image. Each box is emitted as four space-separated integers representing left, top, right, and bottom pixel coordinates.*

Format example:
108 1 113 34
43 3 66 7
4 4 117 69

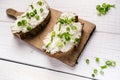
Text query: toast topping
11 0 49 33
43 12 82 54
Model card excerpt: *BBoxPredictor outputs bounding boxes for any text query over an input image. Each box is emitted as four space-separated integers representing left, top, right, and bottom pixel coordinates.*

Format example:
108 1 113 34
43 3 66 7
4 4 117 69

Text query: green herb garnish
91 74 95 77
65 35 71 41
17 21 22 26
100 65 107 69
86 59 90 64
66 27 70 31
30 5 34 9
111 61 116 67
27 26 32 31
37 1 42 6
30 12 35 17
93 69 98 74
46 42 51 48
17 19 27 26
57 42 63 47
105 60 116 67
26 12 31 19
22 15 26 18
95 57 100 63
35 15 40 20
21 19 27 26
96 3 115 16
74 38 79 43
58 24 61 31
58 17 75 24
51 31 56 41
58 18 65 24
58 32 71 41
71 26 77 30
33 9 37 14
40 8 44 13
105 60 112 66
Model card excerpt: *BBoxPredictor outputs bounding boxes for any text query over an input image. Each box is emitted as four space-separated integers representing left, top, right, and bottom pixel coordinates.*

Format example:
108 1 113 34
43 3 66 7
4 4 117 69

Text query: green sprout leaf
96 3 115 16
86 59 90 64
95 57 100 63
37 1 42 6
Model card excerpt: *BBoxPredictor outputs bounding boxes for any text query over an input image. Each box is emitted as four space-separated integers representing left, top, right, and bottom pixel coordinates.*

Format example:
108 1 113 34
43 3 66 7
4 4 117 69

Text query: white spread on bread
11 0 49 33
43 12 82 54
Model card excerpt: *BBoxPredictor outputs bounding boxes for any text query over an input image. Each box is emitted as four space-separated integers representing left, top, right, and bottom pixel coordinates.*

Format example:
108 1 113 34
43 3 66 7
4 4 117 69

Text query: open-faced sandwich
42 12 83 58
11 0 51 39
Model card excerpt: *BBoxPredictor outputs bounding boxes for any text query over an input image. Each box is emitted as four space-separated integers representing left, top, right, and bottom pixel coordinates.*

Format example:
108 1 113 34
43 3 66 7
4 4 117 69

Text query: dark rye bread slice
44 19 84 59
7 8 51 39
15 10 51 39
6 8 96 66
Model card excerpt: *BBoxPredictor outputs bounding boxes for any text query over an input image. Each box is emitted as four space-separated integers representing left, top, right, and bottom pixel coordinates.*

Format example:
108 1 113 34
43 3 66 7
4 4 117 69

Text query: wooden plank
0 22 120 80
0 60 90 80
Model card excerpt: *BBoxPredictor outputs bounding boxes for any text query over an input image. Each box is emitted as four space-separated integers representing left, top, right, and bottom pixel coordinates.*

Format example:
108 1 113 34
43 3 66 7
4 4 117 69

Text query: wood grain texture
7 8 95 66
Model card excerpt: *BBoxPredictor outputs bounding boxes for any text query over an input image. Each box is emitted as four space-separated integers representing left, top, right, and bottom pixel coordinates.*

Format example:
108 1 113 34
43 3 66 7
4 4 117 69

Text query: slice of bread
42 12 83 58
11 0 51 39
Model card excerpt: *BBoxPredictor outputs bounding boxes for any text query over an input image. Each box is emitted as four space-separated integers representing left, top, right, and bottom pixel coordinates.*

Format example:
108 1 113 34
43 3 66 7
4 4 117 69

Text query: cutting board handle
6 8 23 19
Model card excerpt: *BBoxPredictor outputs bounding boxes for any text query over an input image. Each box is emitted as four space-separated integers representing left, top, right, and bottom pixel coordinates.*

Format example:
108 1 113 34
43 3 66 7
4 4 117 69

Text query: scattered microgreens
100 65 107 69
85 57 116 78
105 60 116 67
86 59 90 64
95 57 100 63
92 74 95 77
100 70 104 75
96 3 115 16
93 68 98 74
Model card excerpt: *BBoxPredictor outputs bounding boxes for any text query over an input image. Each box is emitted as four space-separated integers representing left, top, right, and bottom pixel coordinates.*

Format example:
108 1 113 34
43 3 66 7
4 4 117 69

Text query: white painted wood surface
0 0 120 80
0 60 90 80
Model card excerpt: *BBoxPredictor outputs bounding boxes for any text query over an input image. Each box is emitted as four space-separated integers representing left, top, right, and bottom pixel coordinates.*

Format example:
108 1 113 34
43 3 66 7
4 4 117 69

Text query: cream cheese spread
43 12 82 54
11 0 49 33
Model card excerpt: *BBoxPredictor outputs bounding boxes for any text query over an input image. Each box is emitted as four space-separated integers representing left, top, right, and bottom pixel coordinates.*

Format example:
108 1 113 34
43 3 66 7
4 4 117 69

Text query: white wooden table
0 0 120 80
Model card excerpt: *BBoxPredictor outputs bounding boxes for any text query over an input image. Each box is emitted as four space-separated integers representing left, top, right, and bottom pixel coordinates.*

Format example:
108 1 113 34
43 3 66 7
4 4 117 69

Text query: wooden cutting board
6 8 96 66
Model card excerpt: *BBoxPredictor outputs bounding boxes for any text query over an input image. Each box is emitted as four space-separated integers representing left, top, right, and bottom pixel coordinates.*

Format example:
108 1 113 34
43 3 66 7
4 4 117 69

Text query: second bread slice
11 0 51 39
42 12 83 58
